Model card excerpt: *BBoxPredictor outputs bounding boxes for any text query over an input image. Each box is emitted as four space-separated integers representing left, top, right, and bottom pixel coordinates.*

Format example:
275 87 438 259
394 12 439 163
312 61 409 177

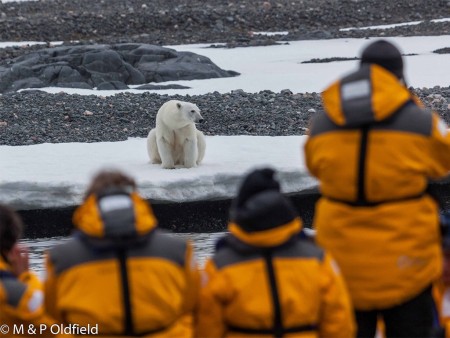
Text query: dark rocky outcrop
0 43 239 93
19 189 321 238
135 83 191 90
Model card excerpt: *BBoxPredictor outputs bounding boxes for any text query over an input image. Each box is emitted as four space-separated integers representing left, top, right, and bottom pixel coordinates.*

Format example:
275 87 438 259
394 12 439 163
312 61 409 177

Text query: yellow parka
305 64 450 310
44 191 200 337
196 218 355 338
0 257 55 337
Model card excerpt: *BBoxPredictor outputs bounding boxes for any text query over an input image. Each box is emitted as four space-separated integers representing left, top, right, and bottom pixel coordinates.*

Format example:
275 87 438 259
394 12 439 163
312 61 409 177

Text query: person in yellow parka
0 204 56 338
431 212 450 338
44 170 200 337
196 168 355 338
305 39 450 338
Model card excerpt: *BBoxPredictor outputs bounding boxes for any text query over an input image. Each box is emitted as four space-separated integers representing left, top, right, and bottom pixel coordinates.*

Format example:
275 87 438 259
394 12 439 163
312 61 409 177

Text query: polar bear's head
176 101 204 124
158 100 205 129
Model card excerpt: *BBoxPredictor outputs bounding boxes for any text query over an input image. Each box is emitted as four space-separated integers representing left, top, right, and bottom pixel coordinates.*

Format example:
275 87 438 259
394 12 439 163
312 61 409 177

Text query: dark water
22 232 225 279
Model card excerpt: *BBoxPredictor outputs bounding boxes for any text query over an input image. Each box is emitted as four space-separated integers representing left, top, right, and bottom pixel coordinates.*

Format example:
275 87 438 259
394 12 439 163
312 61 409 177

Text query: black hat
360 40 404 79
230 168 297 232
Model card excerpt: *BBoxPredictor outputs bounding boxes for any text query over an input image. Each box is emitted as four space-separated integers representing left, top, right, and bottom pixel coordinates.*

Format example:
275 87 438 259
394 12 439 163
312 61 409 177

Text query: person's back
196 168 355 338
0 204 55 337
431 212 450 338
304 39 450 337
44 170 200 337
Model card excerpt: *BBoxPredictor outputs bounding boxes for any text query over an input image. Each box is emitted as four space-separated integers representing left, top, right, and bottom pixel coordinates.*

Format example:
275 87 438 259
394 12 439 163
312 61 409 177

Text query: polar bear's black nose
199 118 204 123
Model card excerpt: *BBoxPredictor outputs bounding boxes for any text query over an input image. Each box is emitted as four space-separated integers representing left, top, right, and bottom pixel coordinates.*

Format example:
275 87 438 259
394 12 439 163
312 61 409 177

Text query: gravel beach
0 0 449 45
0 0 449 146
0 88 449 146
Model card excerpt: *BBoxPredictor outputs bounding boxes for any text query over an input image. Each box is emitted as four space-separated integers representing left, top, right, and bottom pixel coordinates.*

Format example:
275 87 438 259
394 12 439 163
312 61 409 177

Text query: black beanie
230 168 298 232
360 40 404 79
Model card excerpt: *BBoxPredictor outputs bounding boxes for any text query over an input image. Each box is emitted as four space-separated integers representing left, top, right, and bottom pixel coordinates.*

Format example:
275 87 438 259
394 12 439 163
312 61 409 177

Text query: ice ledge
0 136 317 210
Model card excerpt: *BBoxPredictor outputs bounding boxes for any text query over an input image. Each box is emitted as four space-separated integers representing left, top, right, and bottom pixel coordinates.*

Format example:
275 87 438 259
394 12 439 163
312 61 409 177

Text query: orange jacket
305 64 450 310
44 191 200 337
0 257 55 337
196 218 355 338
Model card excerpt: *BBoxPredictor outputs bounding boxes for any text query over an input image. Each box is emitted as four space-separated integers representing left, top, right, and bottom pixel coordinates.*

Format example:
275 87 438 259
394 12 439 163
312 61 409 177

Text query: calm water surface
21 232 225 279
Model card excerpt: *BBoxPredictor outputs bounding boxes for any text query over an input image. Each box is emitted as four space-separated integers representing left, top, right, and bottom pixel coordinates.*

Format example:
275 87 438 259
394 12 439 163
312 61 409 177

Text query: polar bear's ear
177 103 182 109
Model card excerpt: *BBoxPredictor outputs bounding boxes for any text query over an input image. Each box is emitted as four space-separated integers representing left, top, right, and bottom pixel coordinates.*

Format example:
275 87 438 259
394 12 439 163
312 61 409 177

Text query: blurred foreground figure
431 212 450 338
196 168 355 338
305 39 450 337
44 170 200 337
0 204 54 337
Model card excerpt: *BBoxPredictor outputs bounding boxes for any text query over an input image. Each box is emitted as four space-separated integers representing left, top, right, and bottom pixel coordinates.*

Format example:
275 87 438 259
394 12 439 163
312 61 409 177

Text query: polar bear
147 100 206 169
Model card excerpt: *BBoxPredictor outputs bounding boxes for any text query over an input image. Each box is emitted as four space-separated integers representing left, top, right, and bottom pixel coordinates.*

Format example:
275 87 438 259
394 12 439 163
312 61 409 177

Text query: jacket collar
72 192 157 239
322 64 412 127
228 217 303 248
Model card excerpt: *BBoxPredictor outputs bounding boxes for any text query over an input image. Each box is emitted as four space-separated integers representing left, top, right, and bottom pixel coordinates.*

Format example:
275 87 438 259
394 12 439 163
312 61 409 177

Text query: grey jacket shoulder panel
49 230 188 275
1 278 26 307
213 236 324 270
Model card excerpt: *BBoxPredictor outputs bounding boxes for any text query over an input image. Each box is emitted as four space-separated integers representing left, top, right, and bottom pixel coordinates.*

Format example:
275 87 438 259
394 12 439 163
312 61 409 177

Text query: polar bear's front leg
196 130 206 165
157 137 175 169
147 129 161 164
183 138 198 168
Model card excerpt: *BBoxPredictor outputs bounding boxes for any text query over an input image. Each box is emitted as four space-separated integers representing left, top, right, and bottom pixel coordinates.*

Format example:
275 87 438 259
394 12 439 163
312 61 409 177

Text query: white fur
147 100 206 169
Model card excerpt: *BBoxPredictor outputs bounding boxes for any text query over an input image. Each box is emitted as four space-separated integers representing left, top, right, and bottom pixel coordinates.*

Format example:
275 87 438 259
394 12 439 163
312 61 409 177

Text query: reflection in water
21 232 225 279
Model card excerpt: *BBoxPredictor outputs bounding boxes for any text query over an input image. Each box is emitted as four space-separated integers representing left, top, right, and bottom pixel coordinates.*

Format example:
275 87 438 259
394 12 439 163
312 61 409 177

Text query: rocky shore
0 0 450 62
0 88 449 146
0 0 449 47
